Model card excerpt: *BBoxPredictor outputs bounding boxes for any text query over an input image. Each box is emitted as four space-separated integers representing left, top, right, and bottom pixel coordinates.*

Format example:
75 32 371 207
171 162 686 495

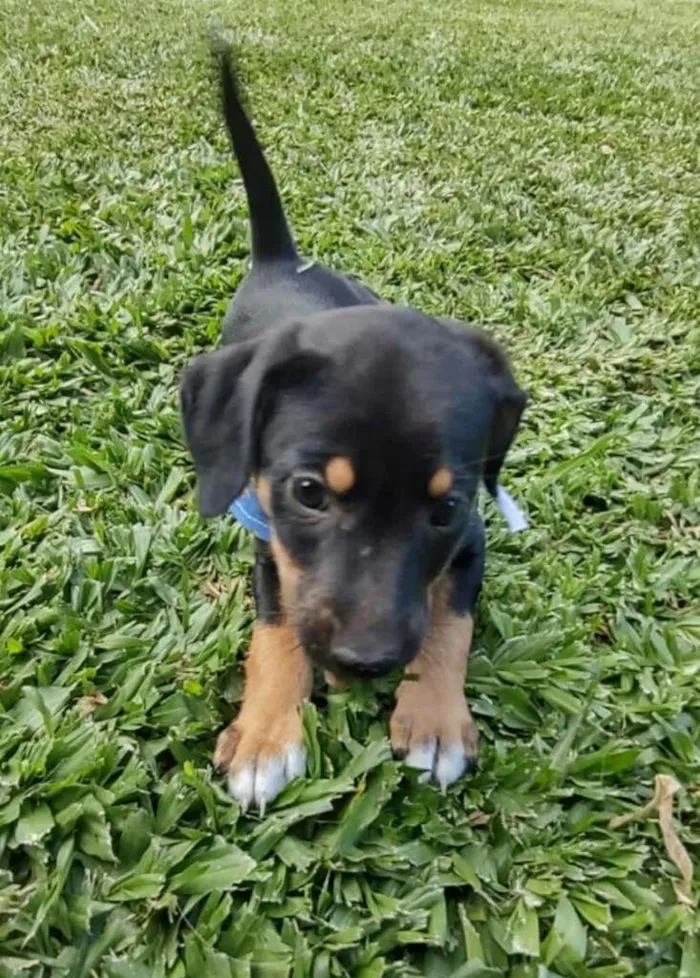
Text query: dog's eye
430 496 460 528
291 474 329 512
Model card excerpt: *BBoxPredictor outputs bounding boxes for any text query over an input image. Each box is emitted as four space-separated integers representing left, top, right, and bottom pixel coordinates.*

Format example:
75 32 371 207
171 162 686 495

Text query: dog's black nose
330 646 398 676
329 636 419 677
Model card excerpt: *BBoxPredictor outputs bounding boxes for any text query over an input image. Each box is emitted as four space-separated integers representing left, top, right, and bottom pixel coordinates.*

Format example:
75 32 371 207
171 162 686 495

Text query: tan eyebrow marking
428 467 453 498
325 456 355 495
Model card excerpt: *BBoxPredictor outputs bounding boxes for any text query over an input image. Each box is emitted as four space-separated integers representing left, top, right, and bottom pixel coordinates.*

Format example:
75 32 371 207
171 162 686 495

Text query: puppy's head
181 307 525 676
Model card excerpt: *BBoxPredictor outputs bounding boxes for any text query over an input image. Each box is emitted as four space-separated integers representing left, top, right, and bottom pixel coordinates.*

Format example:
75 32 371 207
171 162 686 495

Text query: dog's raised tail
219 52 297 264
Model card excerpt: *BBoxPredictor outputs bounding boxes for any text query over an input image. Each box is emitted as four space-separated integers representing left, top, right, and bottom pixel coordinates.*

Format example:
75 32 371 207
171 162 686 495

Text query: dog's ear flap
482 376 527 496
443 320 527 492
180 324 325 517
180 339 257 517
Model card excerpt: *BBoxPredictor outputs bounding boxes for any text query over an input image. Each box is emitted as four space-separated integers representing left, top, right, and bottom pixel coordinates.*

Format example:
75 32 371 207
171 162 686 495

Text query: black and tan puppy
180 53 526 811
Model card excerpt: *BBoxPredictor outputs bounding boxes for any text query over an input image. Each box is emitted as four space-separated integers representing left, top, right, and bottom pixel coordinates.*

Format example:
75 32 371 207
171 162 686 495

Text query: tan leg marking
390 578 478 788
215 537 310 812
215 622 311 811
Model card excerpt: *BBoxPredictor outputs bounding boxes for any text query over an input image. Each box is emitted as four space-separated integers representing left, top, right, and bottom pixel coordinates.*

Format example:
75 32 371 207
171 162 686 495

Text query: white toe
228 765 255 811
405 738 437 782
403 740 470 789
435 744 467 790
254 755 289 814
228 744 307 812
284 743 307 780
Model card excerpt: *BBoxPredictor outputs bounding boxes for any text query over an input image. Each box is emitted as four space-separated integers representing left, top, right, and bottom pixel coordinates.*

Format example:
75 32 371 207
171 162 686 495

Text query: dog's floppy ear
445 321 527 492
482 369 527 496
180 323 326 517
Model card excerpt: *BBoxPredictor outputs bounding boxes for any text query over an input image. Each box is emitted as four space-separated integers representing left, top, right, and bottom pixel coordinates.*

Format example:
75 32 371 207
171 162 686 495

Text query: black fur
253 537 282 623
219 54 296 263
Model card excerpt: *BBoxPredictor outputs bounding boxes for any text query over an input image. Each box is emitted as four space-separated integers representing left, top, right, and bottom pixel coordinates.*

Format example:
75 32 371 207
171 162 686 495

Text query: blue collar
229 488 271 541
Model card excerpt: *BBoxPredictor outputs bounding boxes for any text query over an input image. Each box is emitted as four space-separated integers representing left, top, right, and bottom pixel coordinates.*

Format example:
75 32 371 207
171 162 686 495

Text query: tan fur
255 475 272 514
390 578 478 759
428 466 453 498
214 621 312 774
269 534 301 616
324 670 346 690
325 455 355 494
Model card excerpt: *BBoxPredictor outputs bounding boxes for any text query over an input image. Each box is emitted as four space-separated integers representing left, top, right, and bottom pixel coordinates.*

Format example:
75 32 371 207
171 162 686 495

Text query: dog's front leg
214 539 311 812
390 517 485 789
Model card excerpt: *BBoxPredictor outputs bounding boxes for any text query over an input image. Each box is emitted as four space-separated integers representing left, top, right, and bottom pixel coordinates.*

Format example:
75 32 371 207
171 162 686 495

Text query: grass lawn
1 0 699 973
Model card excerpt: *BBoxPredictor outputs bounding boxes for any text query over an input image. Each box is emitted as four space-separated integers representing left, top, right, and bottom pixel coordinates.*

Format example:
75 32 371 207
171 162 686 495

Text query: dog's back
217 53 380 345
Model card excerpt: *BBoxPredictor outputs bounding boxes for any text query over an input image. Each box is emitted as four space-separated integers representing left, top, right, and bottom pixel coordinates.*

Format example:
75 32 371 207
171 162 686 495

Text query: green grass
1 0 699 973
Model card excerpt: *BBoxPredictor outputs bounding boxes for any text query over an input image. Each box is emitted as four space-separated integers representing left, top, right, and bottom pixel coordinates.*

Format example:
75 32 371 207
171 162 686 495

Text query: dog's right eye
429 495 461 528
290 474 329 512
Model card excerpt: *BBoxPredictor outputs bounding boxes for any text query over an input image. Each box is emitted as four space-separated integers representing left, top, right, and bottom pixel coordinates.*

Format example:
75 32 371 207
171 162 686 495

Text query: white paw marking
228 743 306 814
435 744 469 790
405 739 468 790
404 738 437 783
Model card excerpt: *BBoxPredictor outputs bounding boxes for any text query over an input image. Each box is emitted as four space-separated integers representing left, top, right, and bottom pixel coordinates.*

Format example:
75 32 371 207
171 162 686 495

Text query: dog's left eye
430 496 460 528
290 474 329 512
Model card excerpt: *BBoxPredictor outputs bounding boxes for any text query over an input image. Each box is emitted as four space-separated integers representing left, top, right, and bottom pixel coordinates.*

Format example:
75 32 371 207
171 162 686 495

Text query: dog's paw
390 685 478 790
214 711 306 813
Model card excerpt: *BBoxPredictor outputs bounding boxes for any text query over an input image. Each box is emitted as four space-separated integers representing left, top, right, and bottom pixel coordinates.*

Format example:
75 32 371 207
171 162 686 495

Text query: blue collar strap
229 487 271 541
494 485 529 531
229 484 528 542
